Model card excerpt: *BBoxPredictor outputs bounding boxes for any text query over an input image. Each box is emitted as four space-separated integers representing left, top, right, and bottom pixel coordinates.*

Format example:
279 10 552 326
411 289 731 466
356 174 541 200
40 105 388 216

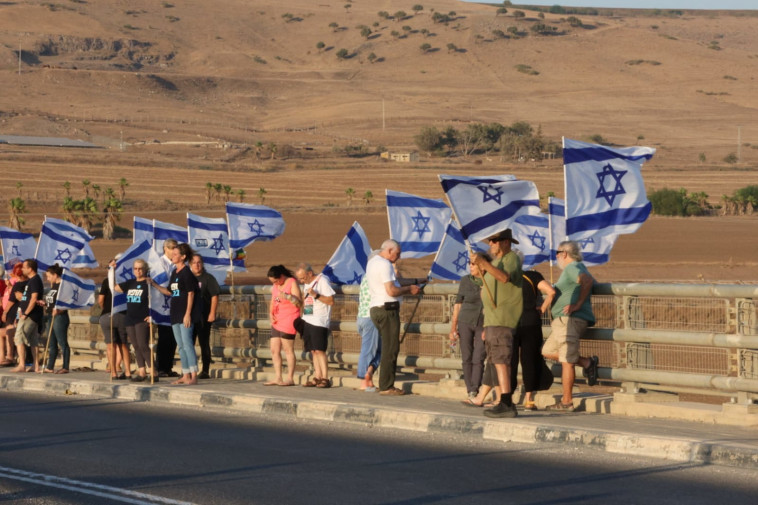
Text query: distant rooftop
0 135 100 148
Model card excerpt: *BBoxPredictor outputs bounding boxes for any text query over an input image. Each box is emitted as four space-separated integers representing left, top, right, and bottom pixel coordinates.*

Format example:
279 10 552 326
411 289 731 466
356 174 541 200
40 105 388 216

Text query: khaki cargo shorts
14 317 40 348
542 316 588 364
484 326 514 365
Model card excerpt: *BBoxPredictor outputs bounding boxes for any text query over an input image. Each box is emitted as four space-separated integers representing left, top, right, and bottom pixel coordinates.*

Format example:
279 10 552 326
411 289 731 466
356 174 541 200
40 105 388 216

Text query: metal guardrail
67 282 758 402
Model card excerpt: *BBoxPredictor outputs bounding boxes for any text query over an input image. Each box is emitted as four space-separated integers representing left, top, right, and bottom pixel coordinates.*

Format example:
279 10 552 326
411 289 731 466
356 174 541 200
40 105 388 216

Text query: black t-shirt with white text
44 281 60 315
169 266 200 325
119 278 150 325
19 274 44 324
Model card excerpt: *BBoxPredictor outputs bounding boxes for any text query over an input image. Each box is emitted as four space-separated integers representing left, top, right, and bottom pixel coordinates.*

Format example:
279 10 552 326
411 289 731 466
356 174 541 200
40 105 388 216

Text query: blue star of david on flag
578 237 595 248
595 163 627 206
162 295 171 311
71 288 80 303
452 251 469 274
478 184 504 205
55 248 72 264
120 266 135 281
210 234 226 255
349 271 363 285
410 211 431 238
527 229 546 252
247 220 264 237
11 244 20 256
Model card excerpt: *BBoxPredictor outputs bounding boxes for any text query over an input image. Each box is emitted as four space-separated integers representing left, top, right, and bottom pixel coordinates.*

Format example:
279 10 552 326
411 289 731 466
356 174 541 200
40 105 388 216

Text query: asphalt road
1 391 757 505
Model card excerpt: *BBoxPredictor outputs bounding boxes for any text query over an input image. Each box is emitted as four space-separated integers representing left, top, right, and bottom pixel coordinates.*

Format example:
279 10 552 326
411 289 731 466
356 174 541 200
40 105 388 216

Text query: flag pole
148 275 155 385
548 197 555 285
225 211 236 301
108 263 116 380
441 196 496 307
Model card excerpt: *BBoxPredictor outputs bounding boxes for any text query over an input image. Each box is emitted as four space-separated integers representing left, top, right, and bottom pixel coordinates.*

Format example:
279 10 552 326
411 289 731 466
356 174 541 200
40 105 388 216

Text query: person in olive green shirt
471 228 523 419
542 240 599 412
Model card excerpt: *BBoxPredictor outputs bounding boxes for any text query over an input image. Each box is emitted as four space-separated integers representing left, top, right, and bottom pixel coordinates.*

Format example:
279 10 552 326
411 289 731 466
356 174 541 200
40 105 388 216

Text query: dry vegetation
1 0 757 283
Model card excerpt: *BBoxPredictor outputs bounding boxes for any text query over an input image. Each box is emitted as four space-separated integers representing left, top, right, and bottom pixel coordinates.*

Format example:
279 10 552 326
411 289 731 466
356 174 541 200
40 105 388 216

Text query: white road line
0 465 197 505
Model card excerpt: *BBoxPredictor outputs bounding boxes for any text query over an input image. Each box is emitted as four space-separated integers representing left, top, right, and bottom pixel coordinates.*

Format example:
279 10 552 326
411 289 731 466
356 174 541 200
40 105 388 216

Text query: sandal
522 401 537 411
303 379 319 387
55 369 69 374
316 378 332 389
461 398 483 407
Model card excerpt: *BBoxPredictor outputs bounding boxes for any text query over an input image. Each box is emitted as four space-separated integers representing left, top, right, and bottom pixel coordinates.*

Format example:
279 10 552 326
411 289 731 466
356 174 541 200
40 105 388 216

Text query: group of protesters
2 230 600 416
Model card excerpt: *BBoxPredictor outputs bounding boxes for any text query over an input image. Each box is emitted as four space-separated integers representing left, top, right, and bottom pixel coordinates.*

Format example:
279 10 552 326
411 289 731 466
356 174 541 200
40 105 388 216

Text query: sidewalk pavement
2 368 757 470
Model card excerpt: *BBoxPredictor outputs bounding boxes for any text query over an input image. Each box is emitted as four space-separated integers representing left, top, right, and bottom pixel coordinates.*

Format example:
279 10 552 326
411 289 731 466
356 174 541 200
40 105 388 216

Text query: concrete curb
3 375 758 470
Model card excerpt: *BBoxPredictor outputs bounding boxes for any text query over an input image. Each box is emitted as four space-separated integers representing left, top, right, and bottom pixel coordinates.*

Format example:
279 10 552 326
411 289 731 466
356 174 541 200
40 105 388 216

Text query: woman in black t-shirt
116 259 154 382
151 243 200 385
43 264 70 374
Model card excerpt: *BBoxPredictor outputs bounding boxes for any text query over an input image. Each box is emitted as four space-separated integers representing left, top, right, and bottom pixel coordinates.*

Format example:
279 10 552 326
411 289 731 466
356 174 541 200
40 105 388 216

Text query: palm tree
237 188 246 202
205 182 214 204
119 178 129 200
363 190 373 205
62 196 76 223
102 196 122 240
15 182 23 198
223 185 233 202
74 197 98 234
8 197 25 230
268 142 277 160
63 181 71 197
82 179 91 198
213 183 223 202
345 187 355 206
254 142 263 161
91 184 101 202
258 187 267 204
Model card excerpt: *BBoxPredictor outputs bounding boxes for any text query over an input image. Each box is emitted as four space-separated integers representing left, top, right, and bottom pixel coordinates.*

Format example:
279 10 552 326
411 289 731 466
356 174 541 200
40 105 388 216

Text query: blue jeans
46 312 70 371
357 316 381 379
172 323 198 374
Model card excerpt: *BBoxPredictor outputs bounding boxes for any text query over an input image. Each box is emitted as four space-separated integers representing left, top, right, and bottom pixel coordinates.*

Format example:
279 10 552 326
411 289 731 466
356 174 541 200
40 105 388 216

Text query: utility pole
737 126 741 163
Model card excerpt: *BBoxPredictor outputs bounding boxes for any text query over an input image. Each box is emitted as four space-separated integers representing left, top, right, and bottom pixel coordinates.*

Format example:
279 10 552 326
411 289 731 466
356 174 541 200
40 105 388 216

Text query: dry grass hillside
0 0 757 283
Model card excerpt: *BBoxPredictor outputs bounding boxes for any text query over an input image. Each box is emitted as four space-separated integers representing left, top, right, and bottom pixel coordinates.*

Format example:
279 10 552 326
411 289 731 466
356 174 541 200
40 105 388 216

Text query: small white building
381 151 419 163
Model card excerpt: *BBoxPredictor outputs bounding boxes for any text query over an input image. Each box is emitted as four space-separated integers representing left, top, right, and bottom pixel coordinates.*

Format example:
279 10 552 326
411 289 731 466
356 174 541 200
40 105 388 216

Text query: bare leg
360 365 375 389
120 343 132 377
107 344 117 378
267 337 284 384
281 338 296 385
561 362 575 405
11 343 26 372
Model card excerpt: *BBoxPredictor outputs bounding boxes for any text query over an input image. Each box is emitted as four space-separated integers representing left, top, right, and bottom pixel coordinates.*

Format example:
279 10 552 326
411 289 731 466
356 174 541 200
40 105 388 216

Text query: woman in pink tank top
266 265 302 386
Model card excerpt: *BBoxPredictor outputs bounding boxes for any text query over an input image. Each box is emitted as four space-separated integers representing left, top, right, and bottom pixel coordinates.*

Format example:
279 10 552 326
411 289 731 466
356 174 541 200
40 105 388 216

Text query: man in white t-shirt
295 263 336 388
366 239 422 396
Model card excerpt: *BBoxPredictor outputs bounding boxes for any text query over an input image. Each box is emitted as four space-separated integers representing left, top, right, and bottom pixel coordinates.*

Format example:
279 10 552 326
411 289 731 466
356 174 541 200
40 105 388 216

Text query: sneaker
197 372 210 380
483 402 518 418
546 401 575 412
130 375 146 383
583 355 599 386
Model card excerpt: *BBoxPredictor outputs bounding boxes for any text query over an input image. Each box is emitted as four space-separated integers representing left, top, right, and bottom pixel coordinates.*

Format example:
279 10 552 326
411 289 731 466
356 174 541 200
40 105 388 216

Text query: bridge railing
67 282 758 403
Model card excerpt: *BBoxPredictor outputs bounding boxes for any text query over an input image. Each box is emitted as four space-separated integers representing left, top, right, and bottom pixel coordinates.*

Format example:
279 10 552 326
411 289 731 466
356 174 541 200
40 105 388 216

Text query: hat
486 228 519 244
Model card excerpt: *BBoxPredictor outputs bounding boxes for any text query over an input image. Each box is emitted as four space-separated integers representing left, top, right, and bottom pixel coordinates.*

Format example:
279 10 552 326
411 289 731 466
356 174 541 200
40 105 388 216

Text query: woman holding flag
42 264 70 374
115 259 155 382
266 265 302 386
151 243 200 386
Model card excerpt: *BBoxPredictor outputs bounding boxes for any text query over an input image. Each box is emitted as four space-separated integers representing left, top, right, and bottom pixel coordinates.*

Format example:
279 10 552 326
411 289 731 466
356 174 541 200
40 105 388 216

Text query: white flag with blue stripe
439 174 541 243
429 220 486 281
387 190 451 259
548 198 616 267
0 226 36 271
226 202 286 250
133 216 154 244
322 221 371 285
511 213 551 270
36 218 92 272
563 137 654 240
187 213 245 286
153 219 188 255
71 242 98 269
56 269 96 310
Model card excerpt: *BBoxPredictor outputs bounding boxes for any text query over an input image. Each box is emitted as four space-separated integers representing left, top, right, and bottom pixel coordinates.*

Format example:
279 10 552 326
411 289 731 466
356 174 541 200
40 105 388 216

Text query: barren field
1 1 757 284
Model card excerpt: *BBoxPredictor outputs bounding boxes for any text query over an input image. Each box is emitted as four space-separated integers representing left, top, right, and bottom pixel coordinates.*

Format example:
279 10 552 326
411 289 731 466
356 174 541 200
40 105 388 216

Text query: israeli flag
153 219 188 254
548 198 616 267
429 220 486 281
386 190 451 259
187 213 245 286
133 216 153 244
511 214 551 270
114 240 167 317
439 174 541 243
563 137 654 239
226 202 286 250
0 226 36 271
71 242 98 269
36 219 92 272
56 269 96 310
322 221 371 285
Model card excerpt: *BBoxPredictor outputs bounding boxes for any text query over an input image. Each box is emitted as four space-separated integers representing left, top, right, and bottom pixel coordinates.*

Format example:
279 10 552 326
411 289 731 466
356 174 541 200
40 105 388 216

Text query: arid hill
1 1 757 283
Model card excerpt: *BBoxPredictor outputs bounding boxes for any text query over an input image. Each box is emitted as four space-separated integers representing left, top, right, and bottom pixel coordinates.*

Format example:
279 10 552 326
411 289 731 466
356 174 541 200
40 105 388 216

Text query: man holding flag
12 259 44 373
471 229 523 418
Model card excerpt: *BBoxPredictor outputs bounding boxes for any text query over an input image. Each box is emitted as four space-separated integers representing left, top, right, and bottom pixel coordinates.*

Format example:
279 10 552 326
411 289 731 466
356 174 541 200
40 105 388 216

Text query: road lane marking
0 465 197 505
